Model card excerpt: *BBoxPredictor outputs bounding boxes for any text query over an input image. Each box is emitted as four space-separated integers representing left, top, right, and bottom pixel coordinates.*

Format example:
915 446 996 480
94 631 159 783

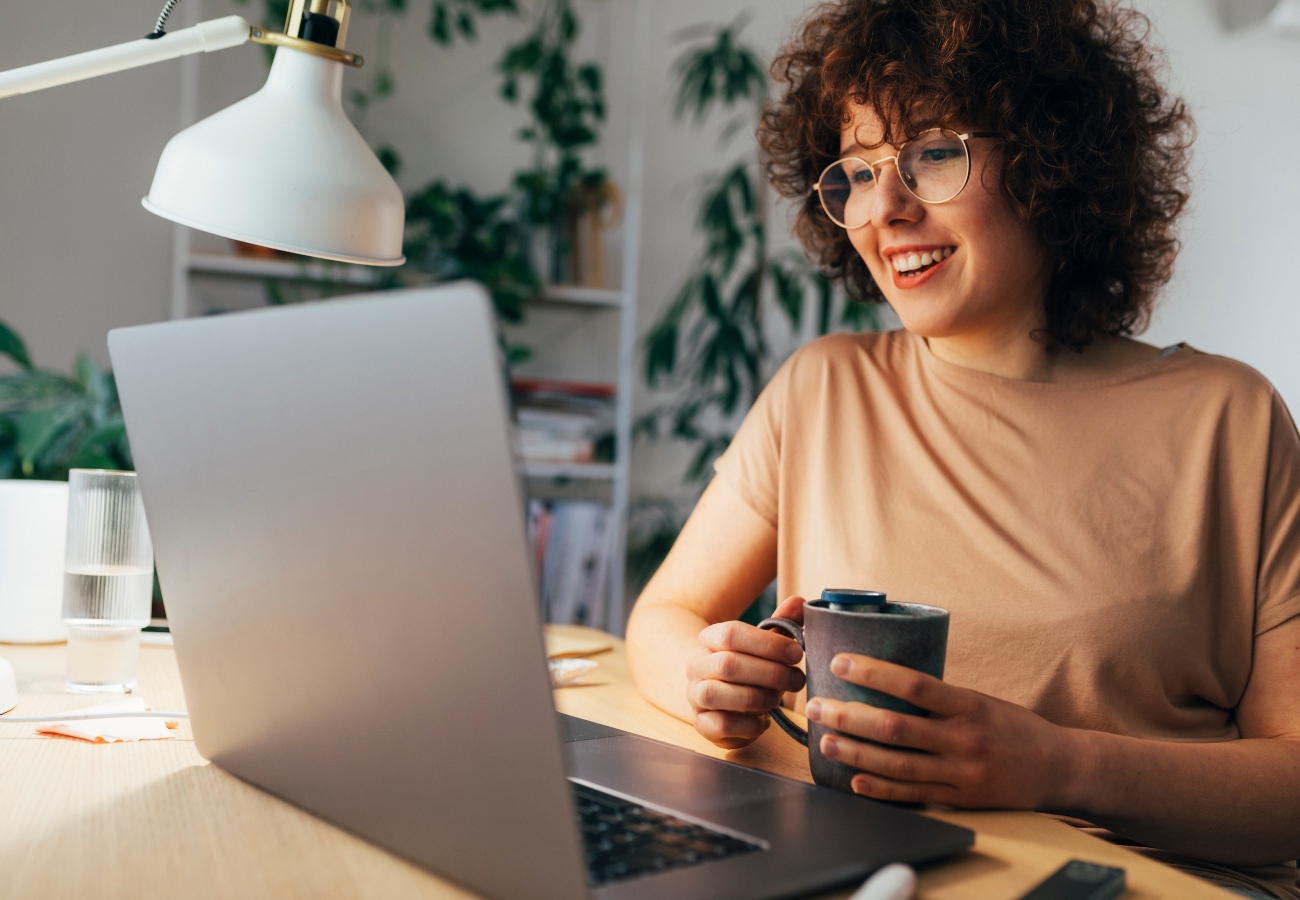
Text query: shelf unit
166 1 649 635
171 247 639 630
183 251 625 306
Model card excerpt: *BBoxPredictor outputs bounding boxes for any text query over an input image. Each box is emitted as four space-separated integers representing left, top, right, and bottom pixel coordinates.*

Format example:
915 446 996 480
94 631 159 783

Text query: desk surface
0 629 1225 900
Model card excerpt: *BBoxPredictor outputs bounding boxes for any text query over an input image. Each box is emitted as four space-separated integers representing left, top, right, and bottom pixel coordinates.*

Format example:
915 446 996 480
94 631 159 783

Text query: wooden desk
0 630 1225 900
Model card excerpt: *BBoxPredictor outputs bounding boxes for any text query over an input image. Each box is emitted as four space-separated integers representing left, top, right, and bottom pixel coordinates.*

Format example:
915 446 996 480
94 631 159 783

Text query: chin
881 294 972 339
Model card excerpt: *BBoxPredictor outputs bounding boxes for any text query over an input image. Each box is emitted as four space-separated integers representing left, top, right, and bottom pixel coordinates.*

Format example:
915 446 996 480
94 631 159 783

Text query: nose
867 161 922 226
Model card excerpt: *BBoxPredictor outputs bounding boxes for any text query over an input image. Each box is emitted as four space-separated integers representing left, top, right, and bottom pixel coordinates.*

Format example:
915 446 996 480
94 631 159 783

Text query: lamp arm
0 15 251 101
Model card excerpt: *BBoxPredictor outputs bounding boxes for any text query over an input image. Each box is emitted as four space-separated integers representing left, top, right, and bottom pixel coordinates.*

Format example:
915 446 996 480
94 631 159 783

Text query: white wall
1136 0 1300 407
0 0 179 372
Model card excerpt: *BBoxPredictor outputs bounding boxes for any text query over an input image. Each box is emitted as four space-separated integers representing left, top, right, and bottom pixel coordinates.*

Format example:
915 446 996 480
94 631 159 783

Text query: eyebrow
839 142 888 159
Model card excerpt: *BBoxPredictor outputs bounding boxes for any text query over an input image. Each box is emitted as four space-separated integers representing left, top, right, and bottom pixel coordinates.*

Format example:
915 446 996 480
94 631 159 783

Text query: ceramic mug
758 589 949 793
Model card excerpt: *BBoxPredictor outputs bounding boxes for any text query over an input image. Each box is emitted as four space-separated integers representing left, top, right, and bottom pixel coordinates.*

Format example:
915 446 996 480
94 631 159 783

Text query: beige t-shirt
713 330 1300 896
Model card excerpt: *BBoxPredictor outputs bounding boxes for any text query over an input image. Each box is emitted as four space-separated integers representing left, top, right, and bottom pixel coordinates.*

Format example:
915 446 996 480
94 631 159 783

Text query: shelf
186 251 384 285
522 462 616 480
536 285 622 307
185 253 622 307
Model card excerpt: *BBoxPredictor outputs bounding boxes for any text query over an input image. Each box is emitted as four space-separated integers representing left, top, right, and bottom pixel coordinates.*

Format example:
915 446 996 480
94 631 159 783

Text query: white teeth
891 247 955 272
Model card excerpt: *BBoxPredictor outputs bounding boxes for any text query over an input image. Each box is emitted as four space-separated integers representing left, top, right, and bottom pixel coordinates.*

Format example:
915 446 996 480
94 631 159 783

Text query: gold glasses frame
814 129 1000 229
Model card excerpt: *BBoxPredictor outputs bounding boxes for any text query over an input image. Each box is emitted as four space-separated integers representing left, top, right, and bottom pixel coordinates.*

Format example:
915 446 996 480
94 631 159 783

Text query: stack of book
527 499 612 629
512 379 615 466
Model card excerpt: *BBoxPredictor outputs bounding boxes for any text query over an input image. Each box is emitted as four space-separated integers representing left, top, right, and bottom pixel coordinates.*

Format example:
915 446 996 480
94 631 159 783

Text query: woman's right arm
626 478 806 748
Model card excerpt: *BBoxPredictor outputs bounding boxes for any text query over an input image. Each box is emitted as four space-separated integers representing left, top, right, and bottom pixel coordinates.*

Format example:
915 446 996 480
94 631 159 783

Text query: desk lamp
0 0 405 265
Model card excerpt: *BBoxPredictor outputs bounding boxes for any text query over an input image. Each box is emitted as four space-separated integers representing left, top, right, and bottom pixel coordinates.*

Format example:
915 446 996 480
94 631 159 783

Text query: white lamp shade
143 47 405 265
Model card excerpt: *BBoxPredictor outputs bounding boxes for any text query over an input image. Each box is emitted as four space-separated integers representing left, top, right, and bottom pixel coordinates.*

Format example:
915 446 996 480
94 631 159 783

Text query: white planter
0 480 69 643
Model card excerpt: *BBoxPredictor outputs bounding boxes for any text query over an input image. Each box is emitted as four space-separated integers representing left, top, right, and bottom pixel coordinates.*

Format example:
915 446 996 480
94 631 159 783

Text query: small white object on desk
848 863 917 900
0 657 16 714
33 697 178 742
0 480 69 643
548 657 598 687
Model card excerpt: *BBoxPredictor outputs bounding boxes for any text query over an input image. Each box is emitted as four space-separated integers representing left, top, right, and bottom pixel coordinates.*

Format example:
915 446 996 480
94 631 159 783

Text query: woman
625 2 1300 897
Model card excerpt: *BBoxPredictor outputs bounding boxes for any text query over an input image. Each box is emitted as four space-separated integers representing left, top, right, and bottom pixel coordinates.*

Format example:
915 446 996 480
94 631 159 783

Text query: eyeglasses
815 129 1000 230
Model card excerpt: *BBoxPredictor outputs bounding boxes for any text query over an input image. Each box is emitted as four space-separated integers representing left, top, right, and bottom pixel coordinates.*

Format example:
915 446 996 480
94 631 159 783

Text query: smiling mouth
889 246 956 279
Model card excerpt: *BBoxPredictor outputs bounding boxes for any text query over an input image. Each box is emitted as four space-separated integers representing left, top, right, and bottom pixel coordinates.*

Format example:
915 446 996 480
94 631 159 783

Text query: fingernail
822 735 838 756
785 642 803 663
831 655 850 676
806 698 822 722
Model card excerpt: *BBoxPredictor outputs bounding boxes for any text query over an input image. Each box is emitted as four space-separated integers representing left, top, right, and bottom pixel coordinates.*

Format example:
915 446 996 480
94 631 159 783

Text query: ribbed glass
61 470 153 629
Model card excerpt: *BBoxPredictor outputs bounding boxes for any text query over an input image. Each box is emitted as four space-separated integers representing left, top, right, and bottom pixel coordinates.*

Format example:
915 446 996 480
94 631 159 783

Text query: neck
923 320 1161 384
923 303 1067 381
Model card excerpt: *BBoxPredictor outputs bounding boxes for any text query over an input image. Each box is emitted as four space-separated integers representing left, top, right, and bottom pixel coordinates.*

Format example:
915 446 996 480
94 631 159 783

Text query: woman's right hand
686 595 808 748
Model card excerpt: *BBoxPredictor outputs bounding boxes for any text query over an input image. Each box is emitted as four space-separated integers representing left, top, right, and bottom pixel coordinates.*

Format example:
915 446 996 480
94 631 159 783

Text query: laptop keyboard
571 781 763 886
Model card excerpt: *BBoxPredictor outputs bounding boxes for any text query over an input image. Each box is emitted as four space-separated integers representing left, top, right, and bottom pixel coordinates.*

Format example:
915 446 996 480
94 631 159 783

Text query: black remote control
1015 859 1126 900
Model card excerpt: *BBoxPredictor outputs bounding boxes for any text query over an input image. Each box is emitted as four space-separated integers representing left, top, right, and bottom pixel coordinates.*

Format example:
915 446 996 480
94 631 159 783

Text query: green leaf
0 443 17 480
559 2 578 42
429 3 451 44
0 320 33 371
644 323 678 388
505 343 533 366
841 298 881 333
14 402 88 478
685 435 731 483
577 64 600 93
769 261 804 330
455 9 475 38
0 371 81 411
376 145 403 176
672 22 766 124
74 353 112 406
818 274 834 335
632 409 663 442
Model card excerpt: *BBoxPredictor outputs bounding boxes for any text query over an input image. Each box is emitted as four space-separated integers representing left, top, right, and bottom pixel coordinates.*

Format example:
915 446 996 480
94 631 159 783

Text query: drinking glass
62 470 153 693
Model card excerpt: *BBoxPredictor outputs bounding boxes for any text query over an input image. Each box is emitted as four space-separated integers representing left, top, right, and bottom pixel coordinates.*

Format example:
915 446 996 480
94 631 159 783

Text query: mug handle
756 616 808 747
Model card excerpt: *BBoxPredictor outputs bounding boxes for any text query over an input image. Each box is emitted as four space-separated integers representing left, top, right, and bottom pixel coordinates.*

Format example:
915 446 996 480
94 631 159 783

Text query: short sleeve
710 357 795 528
1257 390 1300 635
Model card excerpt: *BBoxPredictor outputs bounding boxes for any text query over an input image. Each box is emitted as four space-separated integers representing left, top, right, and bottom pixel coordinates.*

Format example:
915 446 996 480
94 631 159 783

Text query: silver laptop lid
109 283 589 900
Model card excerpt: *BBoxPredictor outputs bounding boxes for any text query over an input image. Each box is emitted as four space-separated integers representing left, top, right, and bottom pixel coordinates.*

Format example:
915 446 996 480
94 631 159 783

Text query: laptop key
571 782 762 886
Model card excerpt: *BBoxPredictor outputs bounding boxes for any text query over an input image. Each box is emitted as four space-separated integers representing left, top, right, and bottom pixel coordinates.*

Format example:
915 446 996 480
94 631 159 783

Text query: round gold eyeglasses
814 128 1000 230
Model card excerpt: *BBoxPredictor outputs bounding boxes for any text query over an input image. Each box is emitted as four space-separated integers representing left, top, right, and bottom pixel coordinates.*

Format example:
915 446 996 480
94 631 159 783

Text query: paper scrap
37 697 177 743
545 631 613 660
549 658 598 687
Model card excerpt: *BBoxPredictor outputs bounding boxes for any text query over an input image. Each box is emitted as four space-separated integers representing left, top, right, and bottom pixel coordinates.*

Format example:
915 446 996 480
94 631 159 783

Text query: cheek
961 177 1043 276
847 231 881 277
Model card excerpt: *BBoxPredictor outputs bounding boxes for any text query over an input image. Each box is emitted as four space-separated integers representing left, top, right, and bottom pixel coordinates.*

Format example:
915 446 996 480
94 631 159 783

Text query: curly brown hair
760 0 1194 351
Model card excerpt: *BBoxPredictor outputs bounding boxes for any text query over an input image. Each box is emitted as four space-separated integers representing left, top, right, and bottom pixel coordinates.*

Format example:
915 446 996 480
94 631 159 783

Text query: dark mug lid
821 589 887 610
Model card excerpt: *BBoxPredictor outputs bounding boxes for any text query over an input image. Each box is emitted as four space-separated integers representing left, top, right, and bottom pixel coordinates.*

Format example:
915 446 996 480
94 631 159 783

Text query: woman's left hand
804 653 1082 809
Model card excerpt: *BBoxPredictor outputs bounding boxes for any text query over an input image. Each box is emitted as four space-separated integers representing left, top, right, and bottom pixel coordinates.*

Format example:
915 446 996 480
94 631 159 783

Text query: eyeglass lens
818 129 971 228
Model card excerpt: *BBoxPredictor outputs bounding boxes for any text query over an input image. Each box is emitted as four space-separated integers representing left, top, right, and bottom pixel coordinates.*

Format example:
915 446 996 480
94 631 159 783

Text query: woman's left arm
808 614 1300 865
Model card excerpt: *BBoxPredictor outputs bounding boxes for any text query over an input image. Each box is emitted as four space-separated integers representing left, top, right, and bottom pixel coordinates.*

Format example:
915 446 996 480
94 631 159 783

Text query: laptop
107 283 973 900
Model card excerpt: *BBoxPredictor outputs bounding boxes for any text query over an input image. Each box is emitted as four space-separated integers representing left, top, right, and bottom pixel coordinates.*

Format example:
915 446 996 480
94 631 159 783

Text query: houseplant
0 322 132 481
628 20 881 619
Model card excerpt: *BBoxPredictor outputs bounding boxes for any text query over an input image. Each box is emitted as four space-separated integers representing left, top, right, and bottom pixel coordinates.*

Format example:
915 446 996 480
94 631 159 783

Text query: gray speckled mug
758 590 949 793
